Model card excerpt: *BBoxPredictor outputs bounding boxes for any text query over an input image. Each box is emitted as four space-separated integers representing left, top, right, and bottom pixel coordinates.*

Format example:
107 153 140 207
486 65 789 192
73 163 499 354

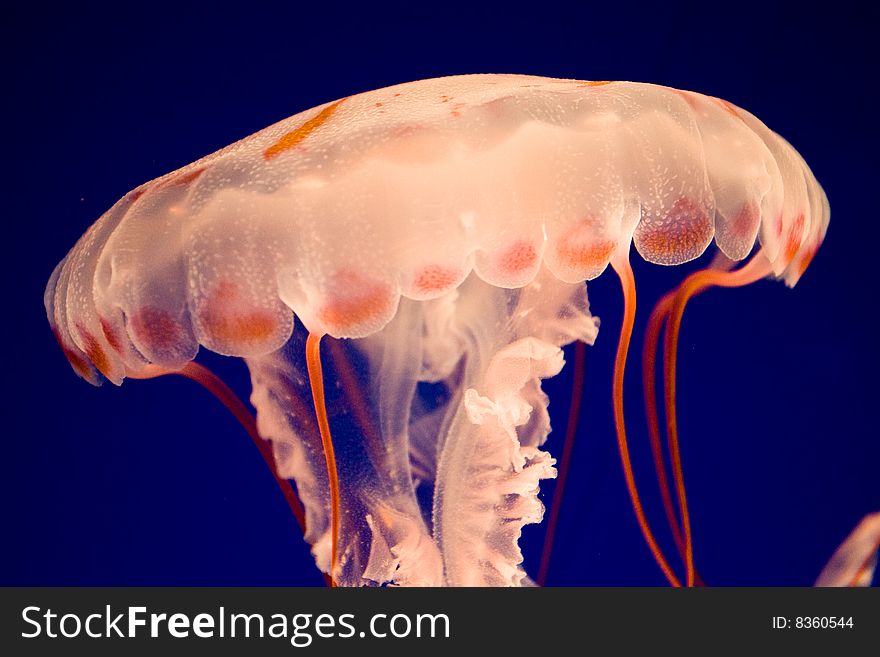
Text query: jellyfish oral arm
431 273 599 585
434 338 564 585
243 272 600 586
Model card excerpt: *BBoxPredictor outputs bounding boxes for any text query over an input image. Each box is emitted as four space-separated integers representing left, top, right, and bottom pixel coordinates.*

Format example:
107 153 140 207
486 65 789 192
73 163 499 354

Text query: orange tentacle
663 251 773 586
642 292 685 556
325 339 384 457
611 254 682 587
129 362 332 586
130 362 307 533
537 339 587 586
305 333 342 587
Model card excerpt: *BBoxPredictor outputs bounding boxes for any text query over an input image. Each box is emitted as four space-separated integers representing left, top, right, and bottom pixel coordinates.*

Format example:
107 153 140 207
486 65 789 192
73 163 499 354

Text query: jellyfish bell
47 74 834 586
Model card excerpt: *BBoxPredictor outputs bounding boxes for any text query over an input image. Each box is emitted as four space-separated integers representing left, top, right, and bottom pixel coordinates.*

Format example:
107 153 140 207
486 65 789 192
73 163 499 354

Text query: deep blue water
3 1 878 586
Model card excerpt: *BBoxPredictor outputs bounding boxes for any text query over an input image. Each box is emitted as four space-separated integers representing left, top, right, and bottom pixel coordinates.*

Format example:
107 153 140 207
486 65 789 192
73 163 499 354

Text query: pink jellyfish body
47 74 843 587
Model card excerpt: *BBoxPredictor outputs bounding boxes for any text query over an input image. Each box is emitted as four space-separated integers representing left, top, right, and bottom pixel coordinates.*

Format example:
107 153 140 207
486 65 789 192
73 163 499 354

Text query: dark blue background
4 1 878 586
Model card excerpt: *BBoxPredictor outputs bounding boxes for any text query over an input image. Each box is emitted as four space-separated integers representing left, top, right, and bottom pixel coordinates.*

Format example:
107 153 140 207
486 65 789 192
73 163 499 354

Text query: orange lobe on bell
671 89 701 110
76 325 112 377
52 328 95 380
556 217 617 271
783 213 806 264
100 317 124 354
718 202 761 247
497 240 538 274
578 80 614 87
155 166 207 192
129 307 189 352
264 99 346 160
713 97 746 123
638 197 713 260
794 239 820 278
198 281 278 346
412 265 461 295
317 270 394 331
732 203 760 237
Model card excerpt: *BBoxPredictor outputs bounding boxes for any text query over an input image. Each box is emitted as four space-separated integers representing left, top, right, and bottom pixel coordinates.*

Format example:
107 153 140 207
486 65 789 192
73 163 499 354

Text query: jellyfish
45 74 871 587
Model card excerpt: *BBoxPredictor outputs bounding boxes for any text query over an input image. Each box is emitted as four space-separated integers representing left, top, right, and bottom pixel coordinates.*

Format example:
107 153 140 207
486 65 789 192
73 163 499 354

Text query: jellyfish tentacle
304 333 341 586
663 250 773 586
642 292 686 559
537 339 587 587
325 339 384 458
129 361 334 586
128 362 309 534
177 362 309 534
814 512 880 587
645 295 716 586
643 253 735 582
537 339 587 586
610 254 682 587
847 528 880 588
